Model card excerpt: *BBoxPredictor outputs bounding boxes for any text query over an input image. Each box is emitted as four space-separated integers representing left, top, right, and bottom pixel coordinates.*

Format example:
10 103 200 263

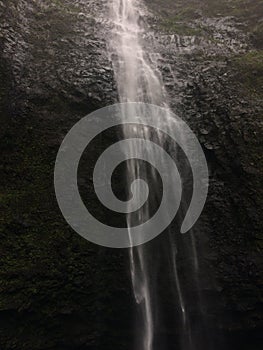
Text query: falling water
108 1 205 349
109 0 166 105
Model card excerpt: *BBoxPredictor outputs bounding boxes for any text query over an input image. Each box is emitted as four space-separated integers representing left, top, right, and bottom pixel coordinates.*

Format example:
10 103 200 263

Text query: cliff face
0 1 262 349
0 2 129 349
145 0 263 341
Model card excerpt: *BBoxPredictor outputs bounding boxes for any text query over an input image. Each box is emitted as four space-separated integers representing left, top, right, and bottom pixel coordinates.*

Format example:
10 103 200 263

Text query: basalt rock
0 1 262 349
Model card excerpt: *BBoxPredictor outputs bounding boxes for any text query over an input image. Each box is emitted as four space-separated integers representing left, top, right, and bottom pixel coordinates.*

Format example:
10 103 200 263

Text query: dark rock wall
145 1 262 345
0 1 131 349
0 0 262 349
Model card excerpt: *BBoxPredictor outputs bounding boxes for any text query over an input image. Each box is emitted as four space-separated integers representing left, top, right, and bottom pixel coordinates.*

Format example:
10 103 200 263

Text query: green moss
252 22 263 49
233 50 263 97
168 6 199 21
160 20 203 36
48 0 80 13
154 0 261 37
148 0 263 37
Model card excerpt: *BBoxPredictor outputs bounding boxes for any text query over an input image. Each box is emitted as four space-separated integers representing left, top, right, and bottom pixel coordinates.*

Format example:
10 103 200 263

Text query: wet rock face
0 0 262 349
144 0 262 342
0 0 116 113
0 1 128 350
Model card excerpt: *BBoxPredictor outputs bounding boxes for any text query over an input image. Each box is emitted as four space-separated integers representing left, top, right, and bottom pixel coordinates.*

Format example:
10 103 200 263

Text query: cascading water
108 1 210 349
109 1 167 349
110 0 166 105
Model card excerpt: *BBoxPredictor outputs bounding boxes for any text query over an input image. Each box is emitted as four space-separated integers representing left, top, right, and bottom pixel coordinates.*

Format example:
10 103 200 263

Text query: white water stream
108 1 200 349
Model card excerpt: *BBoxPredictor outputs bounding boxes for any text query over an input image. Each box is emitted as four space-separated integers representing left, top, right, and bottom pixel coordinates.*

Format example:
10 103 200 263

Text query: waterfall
108 1 206 349
109 0 166 105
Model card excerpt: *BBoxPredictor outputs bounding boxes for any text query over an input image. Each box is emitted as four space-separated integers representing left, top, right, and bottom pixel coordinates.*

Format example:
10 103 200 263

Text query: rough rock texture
0 0 262 349
0 1 130 349
145 1 263 344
